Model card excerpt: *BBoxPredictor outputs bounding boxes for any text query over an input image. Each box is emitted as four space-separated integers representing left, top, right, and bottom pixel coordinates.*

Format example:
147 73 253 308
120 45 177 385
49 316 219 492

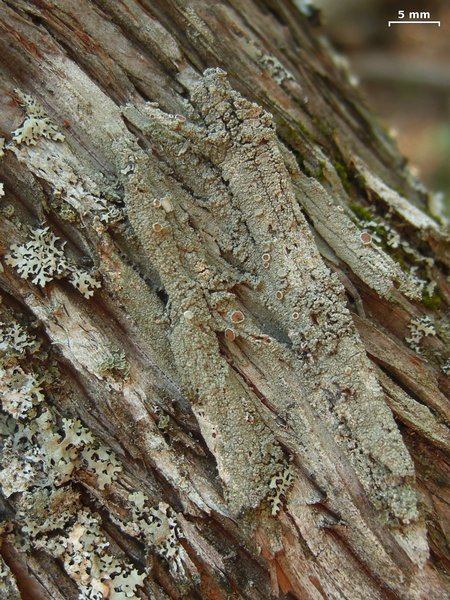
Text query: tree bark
0 1 448 599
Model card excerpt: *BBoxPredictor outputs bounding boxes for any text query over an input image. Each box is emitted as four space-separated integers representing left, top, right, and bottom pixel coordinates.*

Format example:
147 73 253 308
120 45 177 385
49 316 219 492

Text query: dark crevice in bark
376 363 438 412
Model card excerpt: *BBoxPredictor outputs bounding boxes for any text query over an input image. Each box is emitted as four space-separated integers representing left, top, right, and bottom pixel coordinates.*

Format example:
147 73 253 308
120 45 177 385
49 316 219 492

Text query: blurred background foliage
313 0 450 220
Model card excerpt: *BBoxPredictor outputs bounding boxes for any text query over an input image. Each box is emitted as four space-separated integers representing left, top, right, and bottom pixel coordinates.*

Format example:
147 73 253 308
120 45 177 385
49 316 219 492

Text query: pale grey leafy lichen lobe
0 314 190 598
0 318 145 599
5 226 100 298
12 89 65 146
117 69 418 524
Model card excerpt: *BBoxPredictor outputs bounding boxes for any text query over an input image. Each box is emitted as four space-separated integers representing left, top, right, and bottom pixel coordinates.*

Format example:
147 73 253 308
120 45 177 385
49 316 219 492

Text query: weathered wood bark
0 1 448 599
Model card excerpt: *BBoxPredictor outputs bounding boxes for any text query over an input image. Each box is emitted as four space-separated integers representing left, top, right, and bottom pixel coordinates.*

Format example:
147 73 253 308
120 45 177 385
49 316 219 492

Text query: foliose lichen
5 226 100 299
0 364 45 420
0 319 147 599
0 320 40 361
12 89 65 146
267 464 294 516
128 491 186 574
6 226 69 287
406 315 436 355
69 268 102 299
442 358 450 376
96 349 129 378
0 555 21 599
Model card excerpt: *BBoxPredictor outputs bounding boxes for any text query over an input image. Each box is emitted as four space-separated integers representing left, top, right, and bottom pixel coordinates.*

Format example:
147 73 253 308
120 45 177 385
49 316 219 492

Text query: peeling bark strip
0 1 449 599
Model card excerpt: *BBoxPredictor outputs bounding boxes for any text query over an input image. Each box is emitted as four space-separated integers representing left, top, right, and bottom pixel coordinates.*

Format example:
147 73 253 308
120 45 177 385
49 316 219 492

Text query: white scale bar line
388 21 441 26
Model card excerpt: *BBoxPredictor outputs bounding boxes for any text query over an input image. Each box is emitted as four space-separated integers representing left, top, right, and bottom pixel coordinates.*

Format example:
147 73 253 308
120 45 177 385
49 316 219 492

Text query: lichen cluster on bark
0 1 448 599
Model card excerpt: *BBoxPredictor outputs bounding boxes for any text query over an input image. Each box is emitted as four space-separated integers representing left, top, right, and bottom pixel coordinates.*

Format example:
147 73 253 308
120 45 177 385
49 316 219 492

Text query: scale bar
388 21 440 27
